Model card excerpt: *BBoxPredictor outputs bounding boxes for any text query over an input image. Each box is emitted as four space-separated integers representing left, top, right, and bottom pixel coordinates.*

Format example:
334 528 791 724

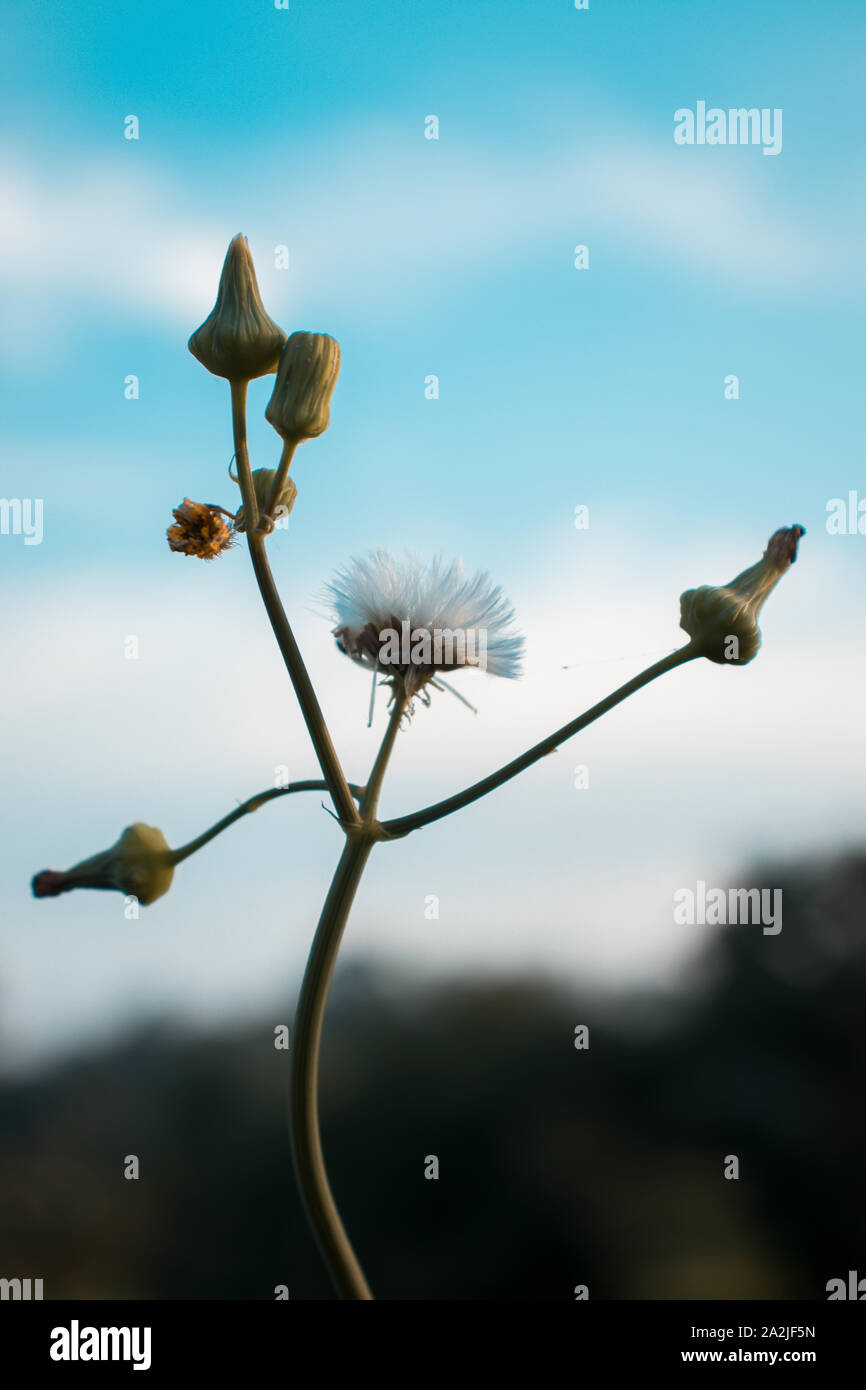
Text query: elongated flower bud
265 331 341 442
32 823 175 906
235 467 298 532
679 524 805 665
189 235 286 382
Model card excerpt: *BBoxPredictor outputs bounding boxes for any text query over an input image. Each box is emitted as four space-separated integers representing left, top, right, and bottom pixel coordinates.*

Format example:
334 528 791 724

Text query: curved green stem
291 831 375 1300
291 691 406 1301
258 437 298 533
170 781 364 866
382 643 699 838
360 691 406 822
229 381 360 828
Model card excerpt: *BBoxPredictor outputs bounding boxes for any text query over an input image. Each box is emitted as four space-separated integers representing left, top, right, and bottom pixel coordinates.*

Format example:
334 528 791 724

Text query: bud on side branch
266 331 341 443
32 823 175 906
235 467 298 532
679 524 805 665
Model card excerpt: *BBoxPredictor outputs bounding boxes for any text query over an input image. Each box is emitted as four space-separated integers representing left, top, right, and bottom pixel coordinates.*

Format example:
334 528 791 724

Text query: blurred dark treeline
1 851 865 1300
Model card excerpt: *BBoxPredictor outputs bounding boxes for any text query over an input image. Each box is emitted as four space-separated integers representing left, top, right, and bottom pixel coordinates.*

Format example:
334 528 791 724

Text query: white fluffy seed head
325 550 524 696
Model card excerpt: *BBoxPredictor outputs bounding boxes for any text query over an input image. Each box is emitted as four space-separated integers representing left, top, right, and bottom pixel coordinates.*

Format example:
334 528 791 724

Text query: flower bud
679 525 805 665
32 823 175 906
235 468 298 532
188 235 287 382
265 331 341 442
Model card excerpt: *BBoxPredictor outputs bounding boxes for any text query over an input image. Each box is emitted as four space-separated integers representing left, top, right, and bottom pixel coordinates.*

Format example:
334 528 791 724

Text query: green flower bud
679 525 805 665
265 331 341 442
32 823 175 907
235 467 298 532
188 235 287 382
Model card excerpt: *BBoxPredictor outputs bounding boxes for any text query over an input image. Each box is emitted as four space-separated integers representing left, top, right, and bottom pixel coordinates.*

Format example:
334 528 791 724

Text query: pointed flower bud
265 331 341 443
235 467 298 532
32 823 175 906
679 524 805 665
188 235 287 382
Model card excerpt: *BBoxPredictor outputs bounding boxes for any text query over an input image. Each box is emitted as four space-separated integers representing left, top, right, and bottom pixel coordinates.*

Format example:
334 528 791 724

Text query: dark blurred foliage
1 851 865 1300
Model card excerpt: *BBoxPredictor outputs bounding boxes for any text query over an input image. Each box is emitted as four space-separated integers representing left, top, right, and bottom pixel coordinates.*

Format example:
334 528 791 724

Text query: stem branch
170 781 364 866
382 644 698 838
360 692 406 822
258 437 298 533
230 381 360 828
291 690 406 1301
291 832 374 1300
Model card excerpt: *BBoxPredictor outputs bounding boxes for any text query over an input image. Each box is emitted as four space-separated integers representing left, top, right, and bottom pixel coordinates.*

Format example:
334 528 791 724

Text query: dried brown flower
167 498 235 560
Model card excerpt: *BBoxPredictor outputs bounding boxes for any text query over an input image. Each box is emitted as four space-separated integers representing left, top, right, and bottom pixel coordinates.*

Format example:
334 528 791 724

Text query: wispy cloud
1 122 858 368
3 520 861 1069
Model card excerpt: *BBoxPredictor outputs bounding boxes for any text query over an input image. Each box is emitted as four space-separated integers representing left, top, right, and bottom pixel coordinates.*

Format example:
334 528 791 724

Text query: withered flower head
265 331 341 443
188 234 287 382
679 524 805 665
234 467 298 533
32 823 175 907
167 498 235 559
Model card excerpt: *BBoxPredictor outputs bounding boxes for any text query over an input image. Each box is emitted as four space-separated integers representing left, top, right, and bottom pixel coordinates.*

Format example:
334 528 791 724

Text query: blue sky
2 0 865 1069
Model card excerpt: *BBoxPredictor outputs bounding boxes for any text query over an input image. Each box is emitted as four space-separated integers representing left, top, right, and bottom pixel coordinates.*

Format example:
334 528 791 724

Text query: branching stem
382 644 699 838
290 691 406 1300
170 781 364 866
230 381 360 828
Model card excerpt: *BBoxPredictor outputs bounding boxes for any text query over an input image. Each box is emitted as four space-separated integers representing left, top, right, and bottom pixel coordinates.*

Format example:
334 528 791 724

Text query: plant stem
229 380 360 828
291 831 374 1300
169 781 364 866
230 379 260 529
258 437 298 533
360 691 406 821
382 643 699 838
291 691 406 1301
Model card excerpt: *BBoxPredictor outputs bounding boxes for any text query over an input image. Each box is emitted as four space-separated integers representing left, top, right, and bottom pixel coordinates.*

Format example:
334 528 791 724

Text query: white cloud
585 142 830 287
3 533 863 1068
0 151 225 322
0 121 857 369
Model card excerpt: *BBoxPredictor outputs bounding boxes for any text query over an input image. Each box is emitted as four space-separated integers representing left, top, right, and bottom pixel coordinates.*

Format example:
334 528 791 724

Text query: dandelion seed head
325 550 524 706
